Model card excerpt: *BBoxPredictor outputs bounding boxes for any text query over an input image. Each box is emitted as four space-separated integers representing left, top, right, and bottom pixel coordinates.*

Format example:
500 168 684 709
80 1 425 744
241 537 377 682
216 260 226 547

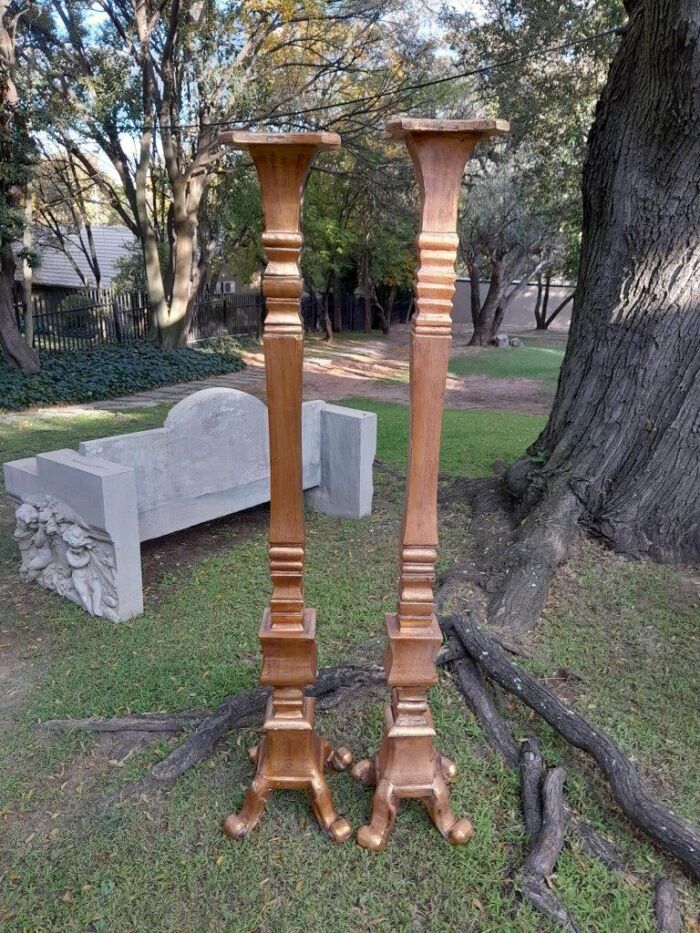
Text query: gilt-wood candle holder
352 117 509 850
218 130 352 843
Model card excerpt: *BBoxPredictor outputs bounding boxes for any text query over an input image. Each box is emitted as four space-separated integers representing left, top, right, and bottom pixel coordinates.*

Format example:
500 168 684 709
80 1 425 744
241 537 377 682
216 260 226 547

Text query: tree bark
0 246 40 373
468 258 481 328
508 0 700 562
533 273 545 328
469 256 503 345
332 270 342 332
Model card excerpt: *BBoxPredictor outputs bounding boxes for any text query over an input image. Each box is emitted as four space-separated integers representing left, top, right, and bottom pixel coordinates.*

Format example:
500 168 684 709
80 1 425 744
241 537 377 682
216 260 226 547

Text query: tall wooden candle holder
352 117 509 850
218 131 352 843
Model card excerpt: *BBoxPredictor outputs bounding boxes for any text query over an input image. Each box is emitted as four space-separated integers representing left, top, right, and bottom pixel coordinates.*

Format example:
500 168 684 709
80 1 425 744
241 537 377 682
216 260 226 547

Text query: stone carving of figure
12 496 119 621
62 524 103 616
14 502 53 581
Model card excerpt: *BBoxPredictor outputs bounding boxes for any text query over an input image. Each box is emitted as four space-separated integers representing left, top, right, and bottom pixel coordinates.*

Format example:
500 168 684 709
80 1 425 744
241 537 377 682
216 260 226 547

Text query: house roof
16 225 137 289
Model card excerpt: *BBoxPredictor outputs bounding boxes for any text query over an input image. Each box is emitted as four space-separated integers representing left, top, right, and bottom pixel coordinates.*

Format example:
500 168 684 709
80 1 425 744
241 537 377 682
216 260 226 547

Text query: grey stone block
305 405 377 519
4 448 142 621
79 389 325 541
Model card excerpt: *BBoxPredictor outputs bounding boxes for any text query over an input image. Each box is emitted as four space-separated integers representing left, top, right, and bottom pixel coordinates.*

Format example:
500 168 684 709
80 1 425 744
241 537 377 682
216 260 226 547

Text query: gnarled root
42 663 386 785
444 613 700 881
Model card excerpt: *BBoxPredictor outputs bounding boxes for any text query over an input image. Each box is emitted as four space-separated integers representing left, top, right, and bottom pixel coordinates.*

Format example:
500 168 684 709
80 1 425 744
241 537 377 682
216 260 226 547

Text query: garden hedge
0 339 246 411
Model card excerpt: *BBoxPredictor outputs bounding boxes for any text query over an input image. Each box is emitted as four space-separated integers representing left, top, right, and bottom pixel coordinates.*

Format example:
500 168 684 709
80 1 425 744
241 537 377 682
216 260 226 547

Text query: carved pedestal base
223 695 353 843
352 700 473 850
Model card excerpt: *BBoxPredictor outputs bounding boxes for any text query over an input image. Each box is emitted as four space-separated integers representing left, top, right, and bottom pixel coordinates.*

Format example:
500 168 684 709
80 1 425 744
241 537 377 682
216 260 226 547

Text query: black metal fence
301 291 413 332
13 287 265 352
189 290 264 342
12 286 413 352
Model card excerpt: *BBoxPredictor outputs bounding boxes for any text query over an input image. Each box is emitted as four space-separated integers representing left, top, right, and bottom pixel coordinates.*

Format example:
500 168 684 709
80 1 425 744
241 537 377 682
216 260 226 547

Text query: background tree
460 147 559 345
446 0 624 340
33 0 432 347
0 0 40 373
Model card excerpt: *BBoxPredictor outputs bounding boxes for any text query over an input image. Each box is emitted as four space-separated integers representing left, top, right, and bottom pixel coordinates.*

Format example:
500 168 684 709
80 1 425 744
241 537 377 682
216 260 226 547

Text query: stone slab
4 448 142 621
4 388 375 621
305 404 376 519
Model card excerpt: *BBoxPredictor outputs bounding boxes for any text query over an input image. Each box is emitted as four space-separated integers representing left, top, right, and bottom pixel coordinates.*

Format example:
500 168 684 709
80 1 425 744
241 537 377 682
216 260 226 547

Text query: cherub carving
14 502 53 582
61 523 118 619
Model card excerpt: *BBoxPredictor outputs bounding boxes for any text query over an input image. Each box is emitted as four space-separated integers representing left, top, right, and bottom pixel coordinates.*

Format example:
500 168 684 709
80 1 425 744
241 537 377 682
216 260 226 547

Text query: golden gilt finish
218 131 352 843
353 117 509 850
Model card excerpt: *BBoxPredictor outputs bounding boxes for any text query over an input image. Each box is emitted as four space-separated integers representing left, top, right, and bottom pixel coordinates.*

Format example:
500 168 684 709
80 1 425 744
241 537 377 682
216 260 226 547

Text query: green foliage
0 340 244 411
0 103 35 249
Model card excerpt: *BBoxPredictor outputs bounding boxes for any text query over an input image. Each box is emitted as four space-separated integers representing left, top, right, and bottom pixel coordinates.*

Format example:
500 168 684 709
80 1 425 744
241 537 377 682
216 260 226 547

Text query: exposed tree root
654 878 682 933
488 483 582 637
451 651 519 767
518 767 580 931
41 711 206 734
520 737 545 842
438 476 581 641
443 613 700 880
43 662 386 785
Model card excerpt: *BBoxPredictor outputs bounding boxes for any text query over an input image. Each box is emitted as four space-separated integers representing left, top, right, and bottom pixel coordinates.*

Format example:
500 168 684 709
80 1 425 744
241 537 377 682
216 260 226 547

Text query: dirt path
70 325 553 416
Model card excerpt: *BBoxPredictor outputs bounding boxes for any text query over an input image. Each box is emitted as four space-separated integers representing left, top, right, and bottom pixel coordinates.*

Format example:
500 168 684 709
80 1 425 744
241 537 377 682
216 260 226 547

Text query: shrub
0 339 246 411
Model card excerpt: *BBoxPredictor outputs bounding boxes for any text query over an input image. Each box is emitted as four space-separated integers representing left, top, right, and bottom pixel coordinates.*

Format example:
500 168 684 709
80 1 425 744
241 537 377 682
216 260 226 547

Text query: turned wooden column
352 117 509 850
218 130 352 843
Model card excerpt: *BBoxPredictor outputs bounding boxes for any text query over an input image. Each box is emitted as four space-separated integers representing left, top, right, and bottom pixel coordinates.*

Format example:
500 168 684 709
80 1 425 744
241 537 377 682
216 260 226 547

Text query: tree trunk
0 246 40 373
332 270 342 332
360 253 372 333
21 197 34 350
322 284 333 342
469 257 503 346
469 258 481 329
166 185 198 349
533 273 544 328
543 292 575 329
493 301 506 335
508 0 700 563
539 272 551 329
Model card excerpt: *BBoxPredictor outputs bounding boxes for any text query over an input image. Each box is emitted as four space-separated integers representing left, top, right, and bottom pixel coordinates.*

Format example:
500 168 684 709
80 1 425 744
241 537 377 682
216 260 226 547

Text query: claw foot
350 758 376 787
328 746 353 771
448 817 473 845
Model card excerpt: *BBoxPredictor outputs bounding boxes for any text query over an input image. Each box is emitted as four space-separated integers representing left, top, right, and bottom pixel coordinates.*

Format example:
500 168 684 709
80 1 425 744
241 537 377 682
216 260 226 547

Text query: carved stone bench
4 388 376 622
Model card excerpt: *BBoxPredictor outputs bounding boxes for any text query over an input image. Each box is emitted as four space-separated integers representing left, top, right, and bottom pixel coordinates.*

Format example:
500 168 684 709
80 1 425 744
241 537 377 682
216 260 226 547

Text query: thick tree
0 0 40 373
507 0 700 566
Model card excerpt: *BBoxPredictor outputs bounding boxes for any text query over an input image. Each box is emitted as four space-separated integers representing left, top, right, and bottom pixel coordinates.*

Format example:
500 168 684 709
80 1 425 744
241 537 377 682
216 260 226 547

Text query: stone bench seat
4 388 376 621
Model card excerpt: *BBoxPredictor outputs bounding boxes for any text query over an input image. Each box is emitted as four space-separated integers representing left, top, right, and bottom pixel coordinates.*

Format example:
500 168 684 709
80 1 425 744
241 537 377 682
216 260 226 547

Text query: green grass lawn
449 344 566 386
0 403 697 931
342 399 545 475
